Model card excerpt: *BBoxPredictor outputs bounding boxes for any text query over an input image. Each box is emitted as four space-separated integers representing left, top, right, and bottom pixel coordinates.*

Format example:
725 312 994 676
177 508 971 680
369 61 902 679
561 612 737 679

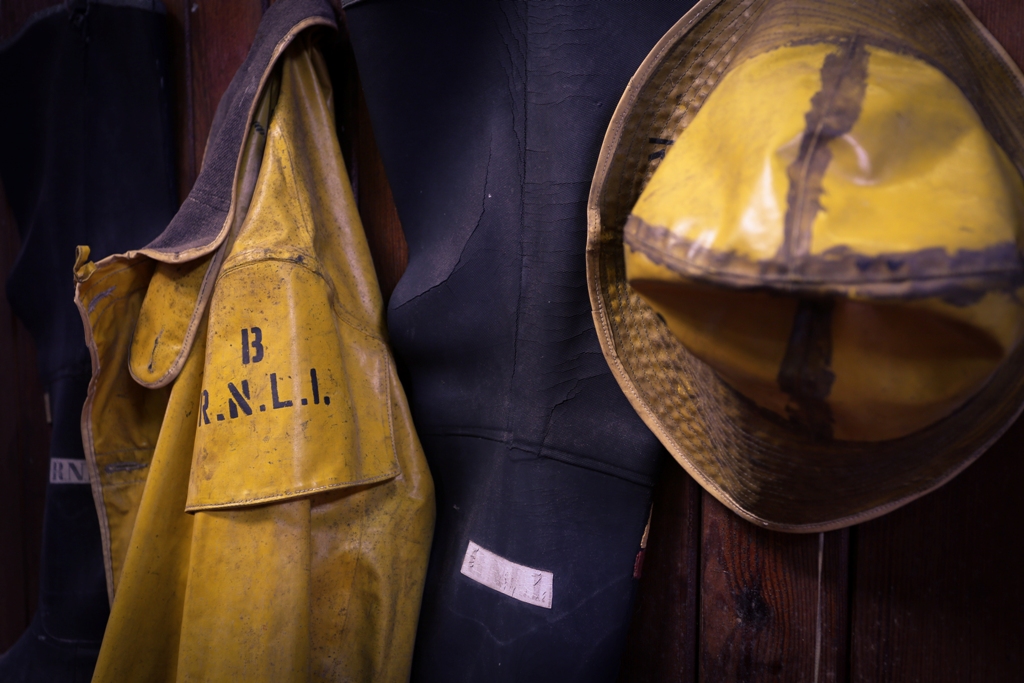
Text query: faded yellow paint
631 43 1024 264
630 43 833 261
815 46 1024 256
76 34 433 682
624 42 1024 441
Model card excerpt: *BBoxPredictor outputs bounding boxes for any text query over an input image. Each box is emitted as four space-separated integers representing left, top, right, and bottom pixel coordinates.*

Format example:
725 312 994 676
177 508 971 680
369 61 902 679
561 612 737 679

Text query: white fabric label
460 541 553 609
50 459 90 484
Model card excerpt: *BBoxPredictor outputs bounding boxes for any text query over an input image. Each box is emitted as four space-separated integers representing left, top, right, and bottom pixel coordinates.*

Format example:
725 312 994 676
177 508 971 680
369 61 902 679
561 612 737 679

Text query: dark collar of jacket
146 0 336 261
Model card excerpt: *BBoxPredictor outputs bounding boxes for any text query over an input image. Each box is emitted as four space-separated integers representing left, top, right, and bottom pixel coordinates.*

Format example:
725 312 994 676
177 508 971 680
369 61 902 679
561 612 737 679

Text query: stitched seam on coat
184 469 400 511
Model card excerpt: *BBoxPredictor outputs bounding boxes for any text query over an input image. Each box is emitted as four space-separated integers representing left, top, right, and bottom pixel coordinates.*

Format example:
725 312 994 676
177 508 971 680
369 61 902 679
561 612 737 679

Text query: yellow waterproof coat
73 1 434 679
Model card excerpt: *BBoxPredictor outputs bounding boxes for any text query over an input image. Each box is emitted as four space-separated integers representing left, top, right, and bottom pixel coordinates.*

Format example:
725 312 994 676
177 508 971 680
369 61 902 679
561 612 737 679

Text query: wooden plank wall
1 1 1022 679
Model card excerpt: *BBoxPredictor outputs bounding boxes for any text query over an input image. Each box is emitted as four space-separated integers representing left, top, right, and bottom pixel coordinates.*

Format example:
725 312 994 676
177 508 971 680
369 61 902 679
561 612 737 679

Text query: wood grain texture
617 459 701 683
353 87 408 302
327 12 408 303
849 417 1024 682
963 0 1024 68
700 496 849 683
164 0 197 204
187 0 263 175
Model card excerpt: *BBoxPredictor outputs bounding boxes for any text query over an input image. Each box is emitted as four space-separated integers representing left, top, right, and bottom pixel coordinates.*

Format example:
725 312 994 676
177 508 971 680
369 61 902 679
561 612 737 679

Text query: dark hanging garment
0 2 177 680
344 1 697 681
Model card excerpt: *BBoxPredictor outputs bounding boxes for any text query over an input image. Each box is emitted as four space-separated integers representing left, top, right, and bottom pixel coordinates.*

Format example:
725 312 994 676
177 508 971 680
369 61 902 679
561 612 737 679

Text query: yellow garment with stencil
74 34 433 682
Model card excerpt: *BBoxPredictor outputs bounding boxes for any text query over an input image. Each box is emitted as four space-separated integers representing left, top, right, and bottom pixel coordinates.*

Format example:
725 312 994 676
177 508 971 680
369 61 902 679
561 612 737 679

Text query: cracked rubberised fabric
0 2 176 681
346 2 698 680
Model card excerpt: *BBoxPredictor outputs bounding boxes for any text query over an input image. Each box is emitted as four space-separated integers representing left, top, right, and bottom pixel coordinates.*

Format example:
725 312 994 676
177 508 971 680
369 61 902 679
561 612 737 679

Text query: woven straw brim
586 0 1024 531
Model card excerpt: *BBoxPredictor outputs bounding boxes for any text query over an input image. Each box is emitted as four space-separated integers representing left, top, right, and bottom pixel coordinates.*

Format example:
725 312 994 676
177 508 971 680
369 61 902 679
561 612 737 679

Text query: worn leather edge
128 11 337 388
140 0 336 261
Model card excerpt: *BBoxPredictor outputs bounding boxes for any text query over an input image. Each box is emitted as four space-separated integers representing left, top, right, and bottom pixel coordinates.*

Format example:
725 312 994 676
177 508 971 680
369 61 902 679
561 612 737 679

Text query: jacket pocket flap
185 257 399 511
129 255 215 388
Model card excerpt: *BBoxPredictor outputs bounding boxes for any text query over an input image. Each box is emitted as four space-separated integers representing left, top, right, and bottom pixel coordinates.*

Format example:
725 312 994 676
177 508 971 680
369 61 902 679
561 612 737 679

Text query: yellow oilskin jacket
72 2 434 679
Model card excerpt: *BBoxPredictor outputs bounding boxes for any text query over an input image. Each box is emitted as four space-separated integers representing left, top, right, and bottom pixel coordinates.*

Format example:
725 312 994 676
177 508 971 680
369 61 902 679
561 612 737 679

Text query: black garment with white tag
345 2 697 681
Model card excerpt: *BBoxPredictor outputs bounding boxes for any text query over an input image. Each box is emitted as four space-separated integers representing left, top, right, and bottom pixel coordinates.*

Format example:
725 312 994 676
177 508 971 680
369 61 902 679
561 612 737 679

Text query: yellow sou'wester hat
587 0 1024 531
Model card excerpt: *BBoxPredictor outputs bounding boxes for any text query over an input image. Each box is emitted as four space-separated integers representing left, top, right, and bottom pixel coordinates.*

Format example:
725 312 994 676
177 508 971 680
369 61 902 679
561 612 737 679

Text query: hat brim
586 0 1024 531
